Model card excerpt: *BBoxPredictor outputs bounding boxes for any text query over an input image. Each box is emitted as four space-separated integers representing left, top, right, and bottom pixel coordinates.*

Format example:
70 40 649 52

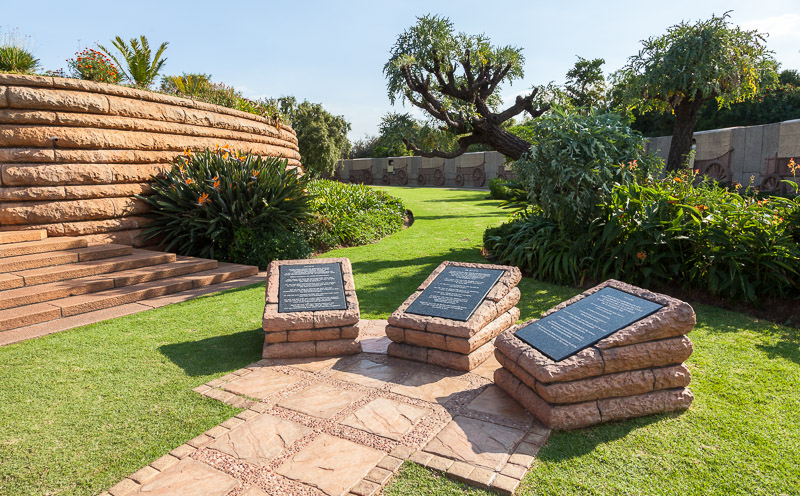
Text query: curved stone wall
0 74 301 245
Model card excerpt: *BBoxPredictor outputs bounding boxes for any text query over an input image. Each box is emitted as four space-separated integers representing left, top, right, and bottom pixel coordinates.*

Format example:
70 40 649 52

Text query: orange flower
636 252 647 261
186 178 194 185
697 205 706 212
198 192 210 205
251 169 260 179
674 177 682 183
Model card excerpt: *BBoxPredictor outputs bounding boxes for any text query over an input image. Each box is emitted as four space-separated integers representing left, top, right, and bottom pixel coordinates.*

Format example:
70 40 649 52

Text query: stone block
262 340 316 359
287 328 340 342
384 325 405 342
597 387 694 422
315 338 360 356
601 335 693 373
340 324 360 339
428 339 496 371
386 342 428 362
494 368 602 430
405 328 447 349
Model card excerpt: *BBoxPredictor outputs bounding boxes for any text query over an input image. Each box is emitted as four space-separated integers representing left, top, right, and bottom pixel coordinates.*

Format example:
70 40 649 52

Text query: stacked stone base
387 306 520 371
262 257 361 359
262 324 361 358
494 280 697 430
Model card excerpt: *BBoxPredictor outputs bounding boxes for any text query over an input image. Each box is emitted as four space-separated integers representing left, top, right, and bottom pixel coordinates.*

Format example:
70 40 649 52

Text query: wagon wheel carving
704 162 728 184
497 173 507 181
455 174 465 187
349 174 357 184
397 169 408 185
417 174 426 186
759 174 782 193
363 170 372 184
382 174 390 185
472 168 485 187
433 169 445 186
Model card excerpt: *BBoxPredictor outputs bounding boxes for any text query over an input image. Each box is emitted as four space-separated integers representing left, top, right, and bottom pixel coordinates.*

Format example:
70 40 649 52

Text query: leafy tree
615 13 777 171
98 35 168 88
779 69 800 87
565 56 606 110
384 15 547 160
280 98 351 178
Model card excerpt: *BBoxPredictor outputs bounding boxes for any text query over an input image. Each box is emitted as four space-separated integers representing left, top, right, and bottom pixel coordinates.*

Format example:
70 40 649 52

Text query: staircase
0 230 259 340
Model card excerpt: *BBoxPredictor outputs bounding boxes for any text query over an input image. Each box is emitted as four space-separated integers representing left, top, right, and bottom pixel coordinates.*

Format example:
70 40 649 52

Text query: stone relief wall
0 74 301 245
337 118 800 194
646 118 800 192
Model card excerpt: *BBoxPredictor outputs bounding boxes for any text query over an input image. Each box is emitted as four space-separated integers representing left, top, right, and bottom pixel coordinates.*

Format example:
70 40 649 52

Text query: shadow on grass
537 413 673 462
158 327 263 377
415 212 508 220
757 326 800 365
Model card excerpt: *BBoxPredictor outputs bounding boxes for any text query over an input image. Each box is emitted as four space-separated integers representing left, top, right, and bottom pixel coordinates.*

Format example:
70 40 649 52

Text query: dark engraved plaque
278 262 347 313
514 287 664 362
405 266 504 321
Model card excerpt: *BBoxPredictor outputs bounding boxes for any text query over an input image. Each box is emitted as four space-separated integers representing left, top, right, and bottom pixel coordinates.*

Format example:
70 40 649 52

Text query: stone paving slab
102 319 551 496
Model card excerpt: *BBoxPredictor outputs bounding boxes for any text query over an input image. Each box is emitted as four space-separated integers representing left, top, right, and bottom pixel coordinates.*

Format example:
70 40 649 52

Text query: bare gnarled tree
384 15 547 160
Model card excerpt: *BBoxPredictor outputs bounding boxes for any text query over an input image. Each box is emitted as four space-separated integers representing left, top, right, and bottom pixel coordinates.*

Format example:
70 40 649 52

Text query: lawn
0 187 798 495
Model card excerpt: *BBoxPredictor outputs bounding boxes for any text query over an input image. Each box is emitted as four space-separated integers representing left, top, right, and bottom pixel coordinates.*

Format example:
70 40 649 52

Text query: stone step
0 230 47 245
12 249 173 286
0 258 219 310
0 302 62 332
0 244 134 276
0 237 88 259
0 262 257 332
51 264 260 318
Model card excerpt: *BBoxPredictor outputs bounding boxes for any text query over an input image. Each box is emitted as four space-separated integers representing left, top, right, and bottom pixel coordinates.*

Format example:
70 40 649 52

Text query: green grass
0 187 798 495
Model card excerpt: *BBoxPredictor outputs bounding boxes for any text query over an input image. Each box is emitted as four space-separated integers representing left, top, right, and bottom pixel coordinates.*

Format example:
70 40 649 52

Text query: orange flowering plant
138 147 311 259
68 48 121 83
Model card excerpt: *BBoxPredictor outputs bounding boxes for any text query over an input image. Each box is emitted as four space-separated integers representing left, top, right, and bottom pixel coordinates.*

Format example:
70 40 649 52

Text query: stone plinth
262 258 360 358
494 279 695 430
386 261 521 371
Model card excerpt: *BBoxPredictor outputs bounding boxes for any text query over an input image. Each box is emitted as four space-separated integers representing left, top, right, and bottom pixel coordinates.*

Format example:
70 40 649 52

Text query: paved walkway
102 321 550 496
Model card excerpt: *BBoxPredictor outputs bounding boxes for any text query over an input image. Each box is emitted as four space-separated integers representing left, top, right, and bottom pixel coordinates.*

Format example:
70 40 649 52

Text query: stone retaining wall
0 74 301 245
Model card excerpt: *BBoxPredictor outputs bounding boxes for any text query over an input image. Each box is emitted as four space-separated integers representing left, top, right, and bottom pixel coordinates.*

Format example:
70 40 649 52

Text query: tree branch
403 134 480 159
493 88 548 123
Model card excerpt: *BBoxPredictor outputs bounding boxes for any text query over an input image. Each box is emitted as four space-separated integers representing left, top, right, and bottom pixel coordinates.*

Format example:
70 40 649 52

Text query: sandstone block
446 307 519 354
428 339 496 371
534 368 655 404
315 338 360 356
387 342 428 362
495 329 605 383
7 87 110 113
495 368 602 430
601 335 693 373
263 331 287 344
385 325 405 342
288 328 340 342
405 328 447 349
262 341 316 359
653 363 692 390
598 388 694 422
0 85 6 107
0 109 58 124
340 324 360 339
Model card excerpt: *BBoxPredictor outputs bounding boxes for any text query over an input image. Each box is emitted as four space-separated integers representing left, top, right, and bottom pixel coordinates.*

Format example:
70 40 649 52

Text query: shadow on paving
159 327 263 376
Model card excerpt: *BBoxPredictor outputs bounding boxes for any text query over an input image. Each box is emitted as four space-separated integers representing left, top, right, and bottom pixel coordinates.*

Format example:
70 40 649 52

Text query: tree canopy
279 97 351 178
615 12 777 170
565 57 607 110
384 15 547 160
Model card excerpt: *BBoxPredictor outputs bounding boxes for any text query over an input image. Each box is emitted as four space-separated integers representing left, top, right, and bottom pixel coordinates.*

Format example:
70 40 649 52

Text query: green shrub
485 169 800 302
139 147 311 259
305 180 405 248
0 29 39 74
68 48 121 83
159 74 282 124
227 227 311 269
488 177 514 200
514 107 660 232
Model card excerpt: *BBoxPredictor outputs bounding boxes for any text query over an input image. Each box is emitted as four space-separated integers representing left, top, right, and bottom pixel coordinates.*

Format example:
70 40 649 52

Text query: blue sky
3 0 799 140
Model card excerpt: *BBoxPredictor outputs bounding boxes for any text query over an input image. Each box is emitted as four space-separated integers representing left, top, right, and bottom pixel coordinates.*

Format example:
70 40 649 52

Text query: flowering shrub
68 48 121 83
139 146 311 260
485 168 800 302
